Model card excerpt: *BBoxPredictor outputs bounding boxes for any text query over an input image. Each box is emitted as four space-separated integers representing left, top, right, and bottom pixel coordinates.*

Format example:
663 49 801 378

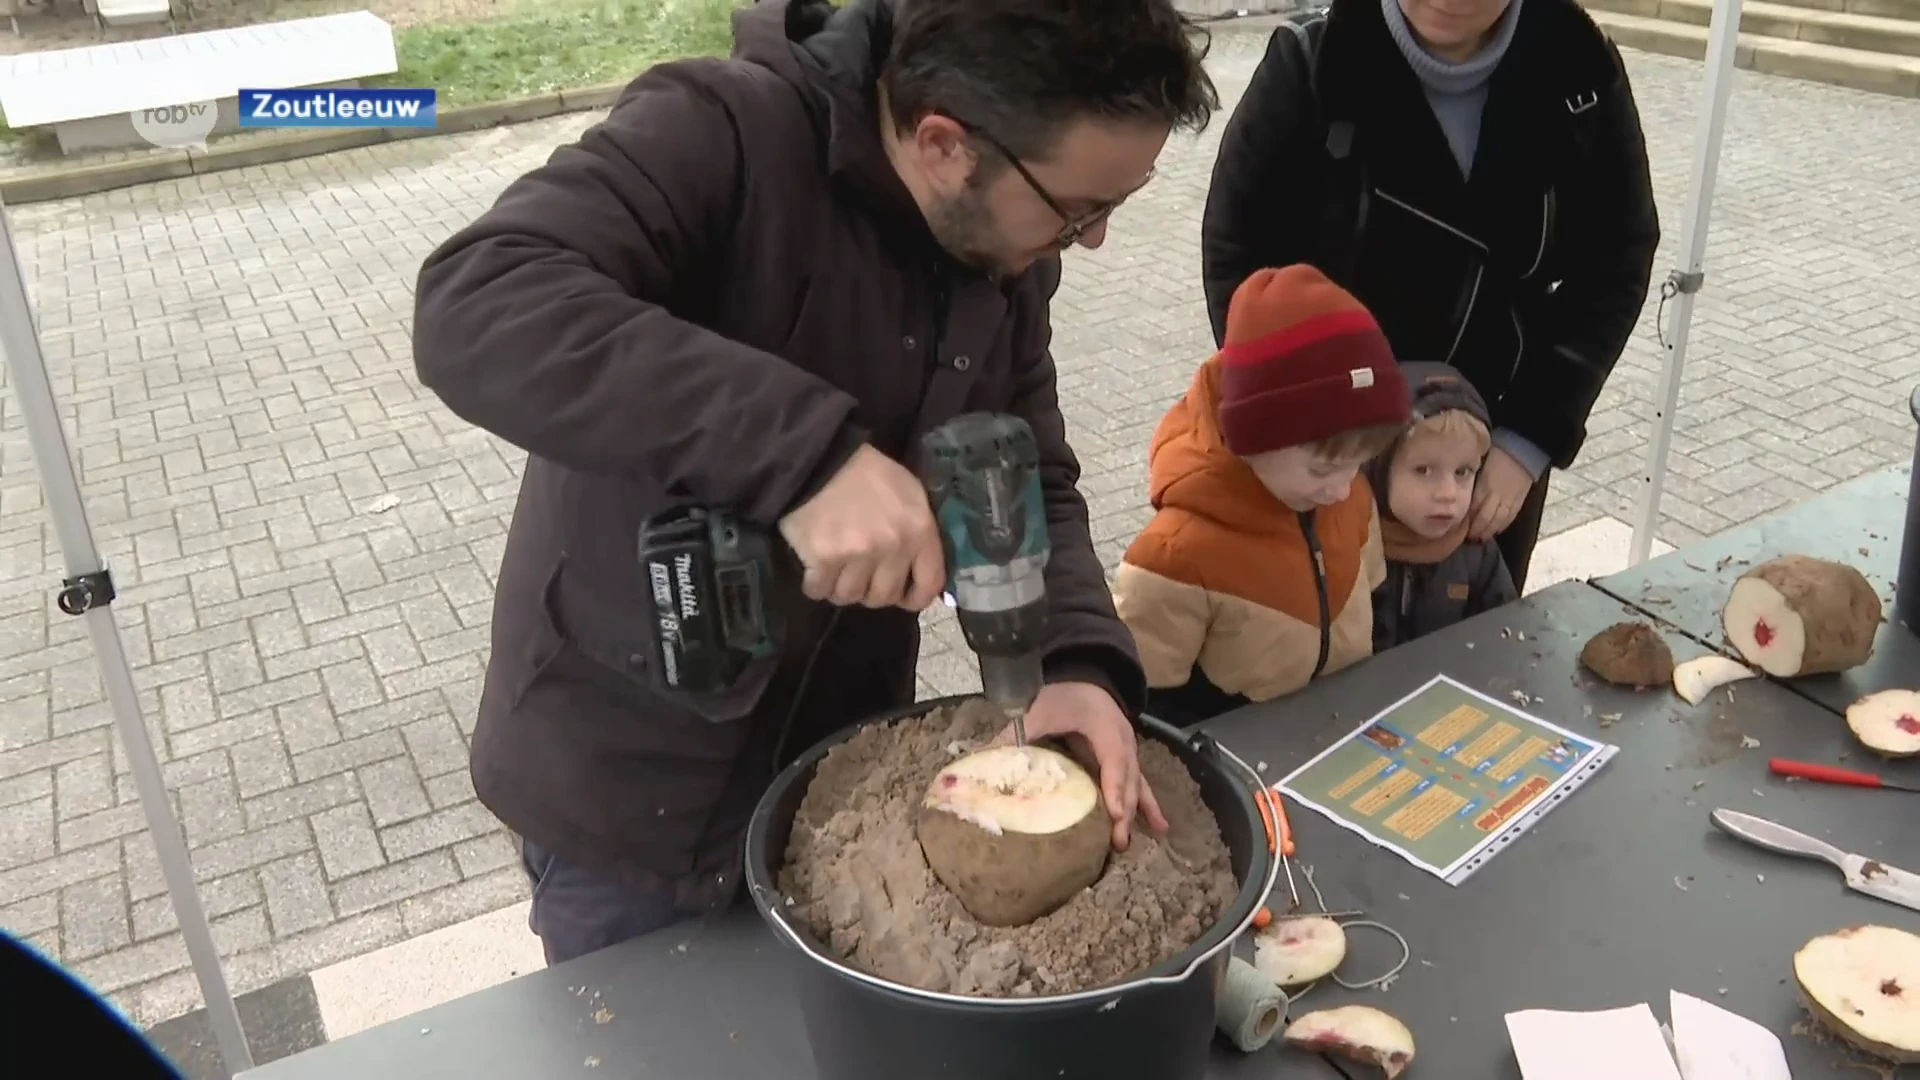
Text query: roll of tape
1215 956 1286 1053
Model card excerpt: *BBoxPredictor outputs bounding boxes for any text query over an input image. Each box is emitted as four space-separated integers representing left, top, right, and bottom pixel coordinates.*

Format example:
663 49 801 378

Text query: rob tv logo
238 87 437 129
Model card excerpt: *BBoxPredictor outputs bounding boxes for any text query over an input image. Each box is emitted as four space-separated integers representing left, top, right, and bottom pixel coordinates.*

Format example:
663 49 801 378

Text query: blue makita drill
638 413 1049 737
919 412 1051 743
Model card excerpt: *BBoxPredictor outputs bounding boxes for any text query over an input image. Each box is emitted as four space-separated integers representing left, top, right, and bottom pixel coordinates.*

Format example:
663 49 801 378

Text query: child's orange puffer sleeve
1111 514 1213 690
1363 498 1387 592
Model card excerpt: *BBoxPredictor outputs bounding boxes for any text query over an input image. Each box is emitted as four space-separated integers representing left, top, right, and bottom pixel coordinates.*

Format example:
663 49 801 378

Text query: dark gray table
238 583 1920 1080
1593 464 1917 715
1202 580 1920 1079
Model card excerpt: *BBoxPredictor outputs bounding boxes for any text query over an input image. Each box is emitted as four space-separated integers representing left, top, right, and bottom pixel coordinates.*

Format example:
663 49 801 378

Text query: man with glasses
411 0 1218 966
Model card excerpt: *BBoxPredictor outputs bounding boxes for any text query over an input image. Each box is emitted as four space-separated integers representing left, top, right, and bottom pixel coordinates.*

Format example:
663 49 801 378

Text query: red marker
1769 757 1920 794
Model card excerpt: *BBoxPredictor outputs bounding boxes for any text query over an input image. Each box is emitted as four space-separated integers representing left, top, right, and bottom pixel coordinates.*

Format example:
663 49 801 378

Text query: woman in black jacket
1201 0 1660 589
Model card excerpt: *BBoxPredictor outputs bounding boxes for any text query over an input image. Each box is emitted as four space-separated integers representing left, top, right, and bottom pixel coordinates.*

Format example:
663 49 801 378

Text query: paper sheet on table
1670 990 1792 1080
1506 1003 1684 1080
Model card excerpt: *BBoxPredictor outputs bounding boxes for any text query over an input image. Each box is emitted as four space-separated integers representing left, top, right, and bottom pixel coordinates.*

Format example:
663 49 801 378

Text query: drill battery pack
636 507 781 699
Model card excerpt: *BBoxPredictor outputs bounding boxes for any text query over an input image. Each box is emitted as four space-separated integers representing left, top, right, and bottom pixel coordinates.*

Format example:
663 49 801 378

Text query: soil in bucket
776 698 1240 998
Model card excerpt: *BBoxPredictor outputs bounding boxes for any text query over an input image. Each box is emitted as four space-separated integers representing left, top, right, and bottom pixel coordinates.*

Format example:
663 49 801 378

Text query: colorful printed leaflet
1278 675 1616 883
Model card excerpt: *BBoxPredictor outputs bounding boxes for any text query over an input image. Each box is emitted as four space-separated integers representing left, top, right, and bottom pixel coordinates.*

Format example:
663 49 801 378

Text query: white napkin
1506 1003 1684 1080
1669 990 1792 1080
1505 996 1791 1080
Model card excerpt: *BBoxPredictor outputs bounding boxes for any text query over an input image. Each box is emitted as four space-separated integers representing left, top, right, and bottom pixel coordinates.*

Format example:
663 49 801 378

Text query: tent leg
0 197 254 1072
1629 0 1746 567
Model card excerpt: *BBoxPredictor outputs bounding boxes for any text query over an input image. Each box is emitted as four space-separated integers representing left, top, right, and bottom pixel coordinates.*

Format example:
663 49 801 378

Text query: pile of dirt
776 699 1240 998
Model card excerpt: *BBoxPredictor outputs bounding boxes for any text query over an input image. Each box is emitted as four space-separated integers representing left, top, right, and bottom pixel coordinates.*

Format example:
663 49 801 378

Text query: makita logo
674 552 700 620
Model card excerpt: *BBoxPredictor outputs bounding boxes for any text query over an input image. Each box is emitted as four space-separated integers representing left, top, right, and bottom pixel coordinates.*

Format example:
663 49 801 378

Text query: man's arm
1008 260 1149 721
1200 25 1319 347
1494 50 1661 469
412 63 866 525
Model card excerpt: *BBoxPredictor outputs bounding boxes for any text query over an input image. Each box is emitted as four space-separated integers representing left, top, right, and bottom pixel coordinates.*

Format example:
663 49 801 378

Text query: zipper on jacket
1521 189 1554 280
1506 308 1525 389
1374 189 1489 366
1399 568 1414 621
922 265 951 400
1444 265 1484 363
1300 511 1333 678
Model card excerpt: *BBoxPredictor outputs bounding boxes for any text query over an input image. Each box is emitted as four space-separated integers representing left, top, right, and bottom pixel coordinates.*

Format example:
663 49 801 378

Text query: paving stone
242 772 360 832
0 840 120 907
309 801 386 882
453 832 519 879
422 768 475 810
1 794 54 864
129 870 264 942
379 801 497 864
0 890 59 937
0 768 52 809
258 852 334 938
398 866 528 938
59 873 131 961
328 845 462 920
185 819 313 882
57 801 148 853
356 755 430 827
178 777 249 846
228 734 295 798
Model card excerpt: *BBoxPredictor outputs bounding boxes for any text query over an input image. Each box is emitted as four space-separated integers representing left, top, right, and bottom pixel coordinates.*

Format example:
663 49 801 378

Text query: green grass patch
381 0 740 108
0 0 736 153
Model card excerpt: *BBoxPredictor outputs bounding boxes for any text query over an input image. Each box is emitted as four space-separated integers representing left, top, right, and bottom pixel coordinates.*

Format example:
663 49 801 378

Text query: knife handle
1770 758 1884 788
1710 808 1850 870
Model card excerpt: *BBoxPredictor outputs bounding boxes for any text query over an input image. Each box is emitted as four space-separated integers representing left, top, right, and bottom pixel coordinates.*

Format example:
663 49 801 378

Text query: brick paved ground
0 27 1917 1027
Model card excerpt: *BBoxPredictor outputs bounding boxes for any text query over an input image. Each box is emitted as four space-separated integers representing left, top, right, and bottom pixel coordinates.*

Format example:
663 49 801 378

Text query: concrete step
1588 0 1920 57
1591 10 1920 97
1760 0 1920 20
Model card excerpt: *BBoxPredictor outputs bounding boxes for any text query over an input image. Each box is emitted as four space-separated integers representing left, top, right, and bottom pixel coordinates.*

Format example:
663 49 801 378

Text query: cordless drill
919 413 1051 742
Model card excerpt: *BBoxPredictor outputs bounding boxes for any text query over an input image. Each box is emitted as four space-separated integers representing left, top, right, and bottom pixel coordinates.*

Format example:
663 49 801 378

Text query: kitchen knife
1710 808 1920 913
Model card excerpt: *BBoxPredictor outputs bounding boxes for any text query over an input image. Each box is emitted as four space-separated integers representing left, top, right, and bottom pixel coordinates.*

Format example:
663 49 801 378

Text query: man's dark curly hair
880 0 1220 163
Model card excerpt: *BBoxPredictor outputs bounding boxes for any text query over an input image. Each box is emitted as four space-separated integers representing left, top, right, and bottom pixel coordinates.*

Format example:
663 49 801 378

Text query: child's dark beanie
1217 265 1409 457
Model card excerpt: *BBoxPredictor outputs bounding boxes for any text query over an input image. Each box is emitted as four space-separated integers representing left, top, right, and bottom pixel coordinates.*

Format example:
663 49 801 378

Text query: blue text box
238 88 436 129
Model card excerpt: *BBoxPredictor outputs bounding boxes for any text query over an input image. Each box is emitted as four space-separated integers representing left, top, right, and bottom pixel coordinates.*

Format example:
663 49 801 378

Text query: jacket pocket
549 552 780 725
514 558 766 874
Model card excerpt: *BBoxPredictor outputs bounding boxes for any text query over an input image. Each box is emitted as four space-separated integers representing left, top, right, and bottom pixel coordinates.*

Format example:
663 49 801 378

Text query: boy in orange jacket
1113 265 1411 727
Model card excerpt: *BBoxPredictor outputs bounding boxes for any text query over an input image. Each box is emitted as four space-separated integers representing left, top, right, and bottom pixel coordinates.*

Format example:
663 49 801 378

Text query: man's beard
926 188 1010 279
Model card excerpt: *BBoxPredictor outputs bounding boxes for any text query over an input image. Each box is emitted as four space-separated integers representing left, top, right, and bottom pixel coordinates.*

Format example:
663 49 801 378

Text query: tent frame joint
57 568 118 616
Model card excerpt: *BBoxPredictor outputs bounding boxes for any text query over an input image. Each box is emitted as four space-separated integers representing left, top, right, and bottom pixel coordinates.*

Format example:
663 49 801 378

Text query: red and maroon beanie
1215 265 1410 457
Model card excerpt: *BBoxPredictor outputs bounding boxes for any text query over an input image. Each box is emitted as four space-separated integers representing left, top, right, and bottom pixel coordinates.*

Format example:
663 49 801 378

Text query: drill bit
1006 705 1029 747
979 653 1041 747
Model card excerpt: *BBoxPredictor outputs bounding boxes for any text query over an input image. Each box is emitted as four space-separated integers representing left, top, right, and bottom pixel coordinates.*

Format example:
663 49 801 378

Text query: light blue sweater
1379 0 1548 481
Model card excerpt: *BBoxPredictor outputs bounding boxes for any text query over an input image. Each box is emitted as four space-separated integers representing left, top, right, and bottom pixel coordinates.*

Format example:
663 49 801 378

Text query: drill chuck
979 653 1044 712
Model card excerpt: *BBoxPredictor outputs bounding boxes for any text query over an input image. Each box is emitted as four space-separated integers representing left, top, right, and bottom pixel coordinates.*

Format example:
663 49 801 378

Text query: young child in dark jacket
1368 364 1519 650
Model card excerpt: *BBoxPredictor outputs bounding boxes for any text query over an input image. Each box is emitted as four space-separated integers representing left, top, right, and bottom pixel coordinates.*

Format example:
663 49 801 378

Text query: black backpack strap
1278 7 1365 287
1280 9 1352 161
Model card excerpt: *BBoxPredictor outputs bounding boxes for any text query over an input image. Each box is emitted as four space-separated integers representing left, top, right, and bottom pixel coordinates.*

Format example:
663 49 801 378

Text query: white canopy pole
0 194 253 1074
1629 0 1745 565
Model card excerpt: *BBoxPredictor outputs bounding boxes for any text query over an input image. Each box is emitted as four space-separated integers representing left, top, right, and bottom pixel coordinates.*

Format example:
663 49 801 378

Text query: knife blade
1710 808 1920 913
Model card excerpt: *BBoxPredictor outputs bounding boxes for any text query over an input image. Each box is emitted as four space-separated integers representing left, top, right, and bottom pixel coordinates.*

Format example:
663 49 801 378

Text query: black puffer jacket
1366 364 1519 651
1202 0 1660 469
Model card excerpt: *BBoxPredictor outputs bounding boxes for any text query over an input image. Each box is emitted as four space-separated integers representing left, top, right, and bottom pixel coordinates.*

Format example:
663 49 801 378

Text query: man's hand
778 445 947 610
992 681 1169 852
1468 447 1536 542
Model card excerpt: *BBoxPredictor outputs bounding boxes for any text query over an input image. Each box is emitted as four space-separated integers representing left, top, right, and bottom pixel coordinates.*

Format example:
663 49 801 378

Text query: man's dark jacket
1200 0 1660 469
409 0 1146 912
